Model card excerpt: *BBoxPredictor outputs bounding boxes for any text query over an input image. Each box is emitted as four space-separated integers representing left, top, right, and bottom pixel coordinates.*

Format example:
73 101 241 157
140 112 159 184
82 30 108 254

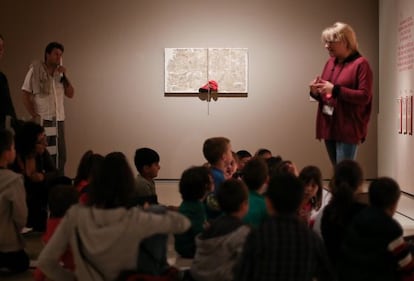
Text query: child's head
74 150 104 186
299 165 323 211
331 159 363 198
274 160 298 177
327 160 364 222
217 179 248 217
48 184 79 218
266 156 283 177
266 173 304 215
202 137 232 168
179 166 212 201
15 121 45 158
0 129 15 164
242 157 269 192
255 148 272 160
236 150 252 171
89 152 136 209
134 147 160 179
369 177 401 215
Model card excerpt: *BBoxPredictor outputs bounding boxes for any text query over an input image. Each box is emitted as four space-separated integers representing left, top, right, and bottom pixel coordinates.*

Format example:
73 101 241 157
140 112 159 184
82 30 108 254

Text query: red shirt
76 179 90 204
312 52 373 144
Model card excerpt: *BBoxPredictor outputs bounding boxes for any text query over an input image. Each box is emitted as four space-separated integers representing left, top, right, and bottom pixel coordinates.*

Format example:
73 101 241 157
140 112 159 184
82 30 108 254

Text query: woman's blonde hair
321 22 358 52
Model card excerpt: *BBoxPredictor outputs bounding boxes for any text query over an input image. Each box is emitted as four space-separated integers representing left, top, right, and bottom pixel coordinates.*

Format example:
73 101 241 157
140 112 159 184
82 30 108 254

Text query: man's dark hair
266 173 304 214
0 129 13 155
217 179 248 214
134 147 160 173
44 42 64 62
369 177 401 210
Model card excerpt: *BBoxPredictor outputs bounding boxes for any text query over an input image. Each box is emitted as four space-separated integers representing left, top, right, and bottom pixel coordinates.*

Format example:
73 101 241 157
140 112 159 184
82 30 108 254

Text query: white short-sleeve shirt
22 66 65 121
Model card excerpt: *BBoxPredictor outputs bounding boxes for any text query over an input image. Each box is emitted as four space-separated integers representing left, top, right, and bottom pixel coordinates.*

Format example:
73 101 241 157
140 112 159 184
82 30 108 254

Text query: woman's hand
309 76 321 95
315 79 334 97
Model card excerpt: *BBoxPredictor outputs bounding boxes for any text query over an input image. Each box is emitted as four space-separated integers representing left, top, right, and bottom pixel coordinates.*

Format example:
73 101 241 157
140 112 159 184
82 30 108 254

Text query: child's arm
37 215 75 281
11 176 27 230
137 209 191 237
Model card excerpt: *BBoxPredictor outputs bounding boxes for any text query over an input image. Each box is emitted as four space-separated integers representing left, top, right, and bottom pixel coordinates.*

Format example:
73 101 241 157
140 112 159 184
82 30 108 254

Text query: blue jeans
324 140 358 166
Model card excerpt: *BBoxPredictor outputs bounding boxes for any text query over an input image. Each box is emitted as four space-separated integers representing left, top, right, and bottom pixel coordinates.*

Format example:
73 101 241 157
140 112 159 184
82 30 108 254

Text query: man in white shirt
22 42 74 174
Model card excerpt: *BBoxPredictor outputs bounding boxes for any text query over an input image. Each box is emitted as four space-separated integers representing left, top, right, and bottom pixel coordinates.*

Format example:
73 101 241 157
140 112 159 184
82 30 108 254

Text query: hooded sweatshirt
38 204 190 281
0 168 27 252
191 215 250 281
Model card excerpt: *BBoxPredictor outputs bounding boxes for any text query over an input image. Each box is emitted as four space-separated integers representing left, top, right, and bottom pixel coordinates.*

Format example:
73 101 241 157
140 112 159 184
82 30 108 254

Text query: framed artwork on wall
164 48 248 96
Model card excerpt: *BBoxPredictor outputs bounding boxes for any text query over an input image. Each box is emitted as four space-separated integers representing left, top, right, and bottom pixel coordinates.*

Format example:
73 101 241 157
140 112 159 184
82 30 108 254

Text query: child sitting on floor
242 157 269 228
134 147 161 205
175 166 211 258
191 179 250 281
0 129 29 274
298 165 323 226
338 177 414 281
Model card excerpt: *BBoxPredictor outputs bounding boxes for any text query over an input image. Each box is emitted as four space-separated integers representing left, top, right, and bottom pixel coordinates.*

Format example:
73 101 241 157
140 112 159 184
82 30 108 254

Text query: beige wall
0 0 378 179
379 0 414 194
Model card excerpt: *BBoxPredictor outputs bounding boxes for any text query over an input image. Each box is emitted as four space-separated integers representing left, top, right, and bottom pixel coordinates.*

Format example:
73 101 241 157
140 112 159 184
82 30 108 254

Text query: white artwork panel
165 48 248 93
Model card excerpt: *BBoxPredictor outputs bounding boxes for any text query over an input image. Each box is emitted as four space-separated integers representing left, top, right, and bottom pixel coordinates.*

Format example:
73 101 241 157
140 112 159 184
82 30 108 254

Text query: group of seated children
1 128 414 281
175 137 414 281
37 151 190 281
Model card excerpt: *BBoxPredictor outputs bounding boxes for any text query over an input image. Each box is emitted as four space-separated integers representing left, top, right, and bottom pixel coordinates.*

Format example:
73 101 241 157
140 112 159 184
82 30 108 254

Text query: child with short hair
242 157 269 227
254 148 272 159
266 155 283 177
234 173 334 281
338 177 414 281
191 179 250 281
174 166 211 258
202 137 232 219
134 147 160 205
202 137 232 190
0 129 29 274
33 184 79 281
235 150 251 173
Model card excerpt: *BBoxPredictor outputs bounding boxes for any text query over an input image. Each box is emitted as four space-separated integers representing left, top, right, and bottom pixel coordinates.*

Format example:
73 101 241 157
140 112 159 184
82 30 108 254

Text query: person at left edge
0 34 17 129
